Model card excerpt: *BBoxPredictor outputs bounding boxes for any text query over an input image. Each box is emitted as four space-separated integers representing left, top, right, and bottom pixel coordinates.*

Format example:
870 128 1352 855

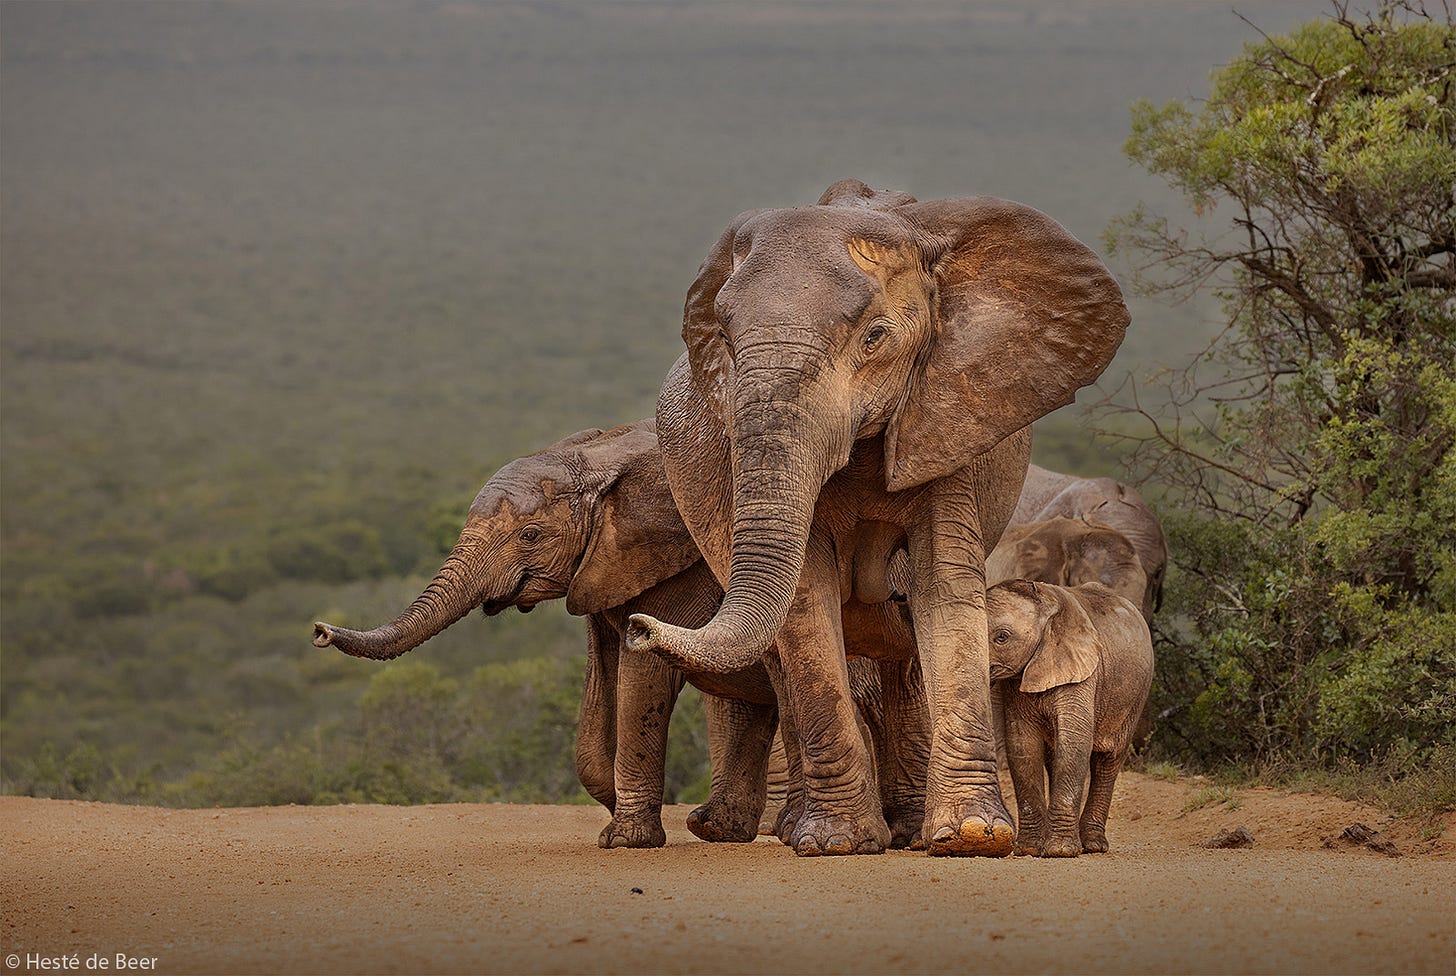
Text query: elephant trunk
313 539 490 661
630 366 836 673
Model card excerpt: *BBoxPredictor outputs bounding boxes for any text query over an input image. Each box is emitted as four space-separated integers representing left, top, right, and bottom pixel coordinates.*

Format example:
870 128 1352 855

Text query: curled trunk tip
625 613 762 674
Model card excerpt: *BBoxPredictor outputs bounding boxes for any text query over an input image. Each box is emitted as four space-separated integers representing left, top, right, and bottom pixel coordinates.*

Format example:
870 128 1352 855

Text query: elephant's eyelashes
863 324 888 349
717 328 734 354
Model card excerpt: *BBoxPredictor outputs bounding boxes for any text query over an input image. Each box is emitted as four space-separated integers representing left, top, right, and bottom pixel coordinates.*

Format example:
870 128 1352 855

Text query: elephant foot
686 799 759 843
598 814 666 849
884 802 925 851
1041 834 1082 858
773 793 805 845
759 798 785 836
925 788 1016 858
1013 826 1046 857
1081 827 1110 854
787 807 890 857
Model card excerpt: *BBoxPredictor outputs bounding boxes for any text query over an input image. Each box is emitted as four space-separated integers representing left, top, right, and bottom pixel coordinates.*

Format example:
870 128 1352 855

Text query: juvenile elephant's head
985 580 1103 694
314 422 701 660
987 518 1151 620
629 179 1129 672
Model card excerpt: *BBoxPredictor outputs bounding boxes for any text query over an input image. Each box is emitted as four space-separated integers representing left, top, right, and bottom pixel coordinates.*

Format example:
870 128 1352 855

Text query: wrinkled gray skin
986 580 1154 857
313 420 928 849
1012 466 1167 618
627 180 1129 856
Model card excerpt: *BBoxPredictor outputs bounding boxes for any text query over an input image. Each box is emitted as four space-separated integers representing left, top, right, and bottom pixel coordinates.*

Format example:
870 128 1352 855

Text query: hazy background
1 1 1330 803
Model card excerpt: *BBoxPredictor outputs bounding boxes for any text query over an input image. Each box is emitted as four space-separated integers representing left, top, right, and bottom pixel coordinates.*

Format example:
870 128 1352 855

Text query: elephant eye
717 328 733 353
519 527 542 543
863 322 888 350
993 629 1011 644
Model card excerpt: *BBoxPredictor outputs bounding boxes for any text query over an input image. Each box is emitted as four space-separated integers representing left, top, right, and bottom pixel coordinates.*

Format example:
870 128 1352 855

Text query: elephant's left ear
884 197 1130 491
1020 588 1102 694
566 427 704 616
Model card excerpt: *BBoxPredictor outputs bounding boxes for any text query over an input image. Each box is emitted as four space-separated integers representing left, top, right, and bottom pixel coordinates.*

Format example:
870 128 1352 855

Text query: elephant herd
313 180 1165 859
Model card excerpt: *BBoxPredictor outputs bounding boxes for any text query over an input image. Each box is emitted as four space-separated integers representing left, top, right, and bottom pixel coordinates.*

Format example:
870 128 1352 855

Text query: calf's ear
1020 588 1102 694
566 427 703 616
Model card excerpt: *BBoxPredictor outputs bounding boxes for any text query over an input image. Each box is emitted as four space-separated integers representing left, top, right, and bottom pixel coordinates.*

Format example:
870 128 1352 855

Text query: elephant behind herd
314 180 1162 858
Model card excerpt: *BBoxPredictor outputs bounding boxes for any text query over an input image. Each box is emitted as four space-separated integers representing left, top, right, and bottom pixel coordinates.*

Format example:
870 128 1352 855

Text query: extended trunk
313 541 488 660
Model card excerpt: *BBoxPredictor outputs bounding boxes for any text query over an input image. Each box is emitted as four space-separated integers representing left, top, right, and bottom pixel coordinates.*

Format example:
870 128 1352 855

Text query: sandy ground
2 774 1453 975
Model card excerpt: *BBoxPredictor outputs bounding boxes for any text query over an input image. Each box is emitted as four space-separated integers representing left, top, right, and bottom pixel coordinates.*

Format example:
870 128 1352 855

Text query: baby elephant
985 580 1153 857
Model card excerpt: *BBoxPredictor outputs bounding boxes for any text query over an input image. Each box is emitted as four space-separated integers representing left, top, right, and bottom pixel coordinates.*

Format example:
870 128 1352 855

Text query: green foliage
1111 5 1456 807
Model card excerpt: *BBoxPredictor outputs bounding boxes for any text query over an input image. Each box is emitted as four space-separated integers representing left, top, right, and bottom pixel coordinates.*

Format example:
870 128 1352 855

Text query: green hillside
1 1 1334 804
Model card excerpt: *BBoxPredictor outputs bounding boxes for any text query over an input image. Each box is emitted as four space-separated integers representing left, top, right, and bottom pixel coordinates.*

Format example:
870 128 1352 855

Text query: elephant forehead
739 206 908 259
470 462 575 519
986 581 1039 616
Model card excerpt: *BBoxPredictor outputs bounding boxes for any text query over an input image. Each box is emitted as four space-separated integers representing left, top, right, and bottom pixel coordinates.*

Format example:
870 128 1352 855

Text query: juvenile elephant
988 518 1150 622
627 179 1129 856
312 420 926 849
1012 466 1167 617
985 579 1153 857
313 421 776 848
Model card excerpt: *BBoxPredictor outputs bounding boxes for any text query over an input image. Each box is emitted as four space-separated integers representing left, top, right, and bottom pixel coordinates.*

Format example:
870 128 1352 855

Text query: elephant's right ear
566 427 703 616
683 210 764 424
1020 587 1102 694
884 198 1130 491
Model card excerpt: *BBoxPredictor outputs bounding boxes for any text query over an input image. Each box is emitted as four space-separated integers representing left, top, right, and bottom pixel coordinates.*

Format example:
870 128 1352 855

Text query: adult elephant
1012 466 1167 615
627 180 1129 856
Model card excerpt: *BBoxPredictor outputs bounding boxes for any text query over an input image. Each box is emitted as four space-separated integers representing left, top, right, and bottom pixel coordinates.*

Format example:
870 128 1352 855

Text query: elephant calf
985 579 1153 857
313 420 777 849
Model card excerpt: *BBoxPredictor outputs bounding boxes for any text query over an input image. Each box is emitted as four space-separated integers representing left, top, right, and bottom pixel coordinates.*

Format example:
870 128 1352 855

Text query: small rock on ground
1202 826 1256 849
1321 822 1402 857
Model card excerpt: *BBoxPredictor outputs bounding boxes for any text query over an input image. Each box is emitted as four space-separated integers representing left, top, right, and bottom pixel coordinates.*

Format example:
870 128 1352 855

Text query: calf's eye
520 527 541 543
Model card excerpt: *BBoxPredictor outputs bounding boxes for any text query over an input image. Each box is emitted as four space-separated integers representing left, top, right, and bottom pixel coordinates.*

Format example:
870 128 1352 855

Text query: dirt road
2 774 1452 975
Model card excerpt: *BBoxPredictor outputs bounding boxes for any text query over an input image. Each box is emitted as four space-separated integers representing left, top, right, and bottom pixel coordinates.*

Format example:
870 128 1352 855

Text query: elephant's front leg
1002 689 1050 856
1043 698 1095 858
599 643 685 849
687 694 776 842
908 497 1015 857
1079 750 1124 854
779 535 890 856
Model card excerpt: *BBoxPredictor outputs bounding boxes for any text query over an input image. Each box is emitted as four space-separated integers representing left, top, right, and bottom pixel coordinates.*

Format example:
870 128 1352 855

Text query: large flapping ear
1020 586 1103 694
817 178 918 211
884 197 1130 491
682 209 764 425
565 424 704 616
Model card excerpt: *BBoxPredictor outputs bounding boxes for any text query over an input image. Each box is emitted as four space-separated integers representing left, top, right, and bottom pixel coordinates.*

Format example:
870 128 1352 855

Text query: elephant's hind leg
780 537 890 857
687 695 775 842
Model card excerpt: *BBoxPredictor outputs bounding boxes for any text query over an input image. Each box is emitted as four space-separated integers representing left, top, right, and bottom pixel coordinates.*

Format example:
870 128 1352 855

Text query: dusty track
3 774 1453 975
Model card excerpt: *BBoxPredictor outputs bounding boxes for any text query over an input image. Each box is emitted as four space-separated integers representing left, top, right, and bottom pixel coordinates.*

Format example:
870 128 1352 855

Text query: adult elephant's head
628 180 1129 672
314 422 700 660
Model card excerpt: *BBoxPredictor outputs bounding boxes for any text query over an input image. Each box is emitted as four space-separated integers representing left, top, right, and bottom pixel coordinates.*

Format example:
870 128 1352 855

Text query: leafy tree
1107 3 1456 770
